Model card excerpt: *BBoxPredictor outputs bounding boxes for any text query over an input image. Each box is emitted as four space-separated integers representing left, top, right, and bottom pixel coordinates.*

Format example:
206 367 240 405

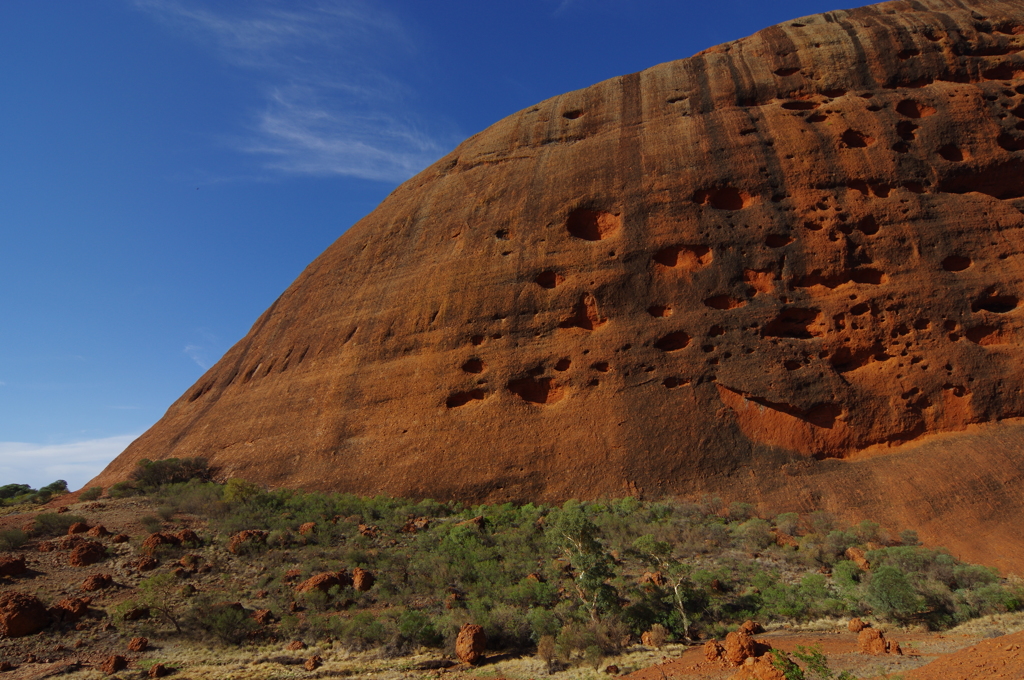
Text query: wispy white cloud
183 344 209 369
0 434 139 491
182 328 223 370
133 0 449 182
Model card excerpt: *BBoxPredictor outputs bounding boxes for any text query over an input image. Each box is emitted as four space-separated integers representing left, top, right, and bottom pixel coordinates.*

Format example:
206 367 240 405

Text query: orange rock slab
90 0 1024 574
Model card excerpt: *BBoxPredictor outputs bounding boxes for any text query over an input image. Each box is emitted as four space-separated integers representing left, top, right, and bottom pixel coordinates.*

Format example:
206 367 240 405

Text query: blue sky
0 0 843 489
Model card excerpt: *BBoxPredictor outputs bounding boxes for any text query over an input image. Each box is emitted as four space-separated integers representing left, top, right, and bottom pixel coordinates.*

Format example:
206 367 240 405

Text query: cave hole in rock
774 67 800 76
809 113 828 123
654 331 691 351
784 360 802 370
663 377 688 388
507 376 564 405
966 325 1004 344
446 389 486 408
793 268 885 288
709 325 726 337
781 100 819 110
942 255 972 271
896 99 936 118
692 187 753 210
471 335 485 346
495 229 510 240
841 129 874 148
972 293 1019 313
744 269 775 294
938 158 1024 198
765 234 793 247
898 48 920 60
762 308 821 338
535 271 564 289
704 295 746 310
829 343 886 372
896 121 918 140
983 63 1024 80
647 305 673 317
461 358 485 374
566 208 621 240
591 361 610 372
938 144 965 161
554 358 572 371
653 244 712 269
997 133 1024 151
559 293 607 330
858 216 879 235
563 109 583 120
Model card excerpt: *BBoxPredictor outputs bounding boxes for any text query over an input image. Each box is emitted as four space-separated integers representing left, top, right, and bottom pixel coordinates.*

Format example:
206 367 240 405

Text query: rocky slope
92 0 1024 572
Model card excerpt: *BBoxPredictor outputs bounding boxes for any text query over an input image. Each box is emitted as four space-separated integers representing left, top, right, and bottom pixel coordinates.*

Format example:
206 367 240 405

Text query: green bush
130 457 212 489
79 487 103 501
397 610 442 647
866 565 923 622
193 603 257 644
0 528 28 550
32 512 86 537
108 481 139 498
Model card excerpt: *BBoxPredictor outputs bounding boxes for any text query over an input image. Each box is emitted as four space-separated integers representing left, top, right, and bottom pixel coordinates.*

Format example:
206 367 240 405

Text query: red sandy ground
621 628 994 680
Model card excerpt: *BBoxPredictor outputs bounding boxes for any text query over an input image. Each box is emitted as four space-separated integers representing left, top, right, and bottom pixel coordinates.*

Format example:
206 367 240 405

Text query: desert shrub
831 560 863 596
953 564 999 590
140 515 163 534
0 528 28 550
854 520 883 544
866 565 924 622
773 512 800 536
728 502 757 521
79 487 103 501
0 480 67 506
130 457 212 489
108 481 139 498
32 512 86 537
397 609 442 647
822 530 858 563
222 478 261 504
527 606 561 641
192 602 257 644
335 611 388 651
808 511 838 536
0 484 33 501
900 529 921 546
555 617 628 660
736 519 774 551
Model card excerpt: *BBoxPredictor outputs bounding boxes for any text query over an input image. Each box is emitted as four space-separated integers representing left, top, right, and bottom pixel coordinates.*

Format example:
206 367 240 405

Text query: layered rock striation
93 0 1024 571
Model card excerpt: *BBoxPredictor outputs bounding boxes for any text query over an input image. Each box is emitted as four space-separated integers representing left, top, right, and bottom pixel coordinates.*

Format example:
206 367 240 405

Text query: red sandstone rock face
69 541 106 567
0 591 49 637
456 624 487 665
227 530 267 555
295 571 350 594
0 555 27 577
90 0 1024 573
858 626 902 655
81 573 113 591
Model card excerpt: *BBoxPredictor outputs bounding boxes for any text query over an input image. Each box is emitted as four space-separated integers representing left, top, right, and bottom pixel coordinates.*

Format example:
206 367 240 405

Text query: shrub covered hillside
86 458 1024 665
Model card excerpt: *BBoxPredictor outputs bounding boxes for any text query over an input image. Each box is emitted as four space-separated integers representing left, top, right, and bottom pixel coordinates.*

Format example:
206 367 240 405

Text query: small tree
866 565 923 622
547 502 618 621
134 573 184 633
